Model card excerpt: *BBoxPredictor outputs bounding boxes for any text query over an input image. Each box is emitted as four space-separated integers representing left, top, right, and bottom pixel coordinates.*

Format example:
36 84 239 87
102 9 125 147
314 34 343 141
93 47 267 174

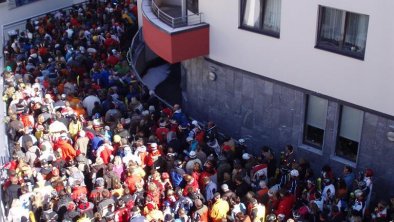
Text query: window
240 0 281 37
316 6 369 60
187 0 198 14
303 95 328 149
9 0 40 8
336 106 364 162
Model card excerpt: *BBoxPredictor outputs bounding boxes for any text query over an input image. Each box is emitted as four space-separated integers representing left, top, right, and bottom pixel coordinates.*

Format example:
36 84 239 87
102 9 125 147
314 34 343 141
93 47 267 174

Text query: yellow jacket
69 121 82 137
29 211 36 222
210 198 229 222
252 204 266 222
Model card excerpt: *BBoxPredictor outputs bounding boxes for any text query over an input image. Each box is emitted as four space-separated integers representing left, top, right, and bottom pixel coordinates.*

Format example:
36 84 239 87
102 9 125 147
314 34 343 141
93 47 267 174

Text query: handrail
127 28 173 109
150 0 203 28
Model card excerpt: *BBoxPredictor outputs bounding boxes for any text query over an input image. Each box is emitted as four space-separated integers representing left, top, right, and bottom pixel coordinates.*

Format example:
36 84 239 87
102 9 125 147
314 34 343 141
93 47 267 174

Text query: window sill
330 155 357 168
315 44 365 61
298 144 323 156
238 26 280 39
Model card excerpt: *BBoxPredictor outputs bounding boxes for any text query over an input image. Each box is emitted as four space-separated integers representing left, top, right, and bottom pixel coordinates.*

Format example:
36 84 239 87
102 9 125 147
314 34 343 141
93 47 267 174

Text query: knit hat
164 214 173 221
150 143 158 150
189 151 197 158
113 135 121 143
79 130 86 137
95 177 104 187
221 184 229 192
355 189 363 197
242 153 251 160
290 169 299 177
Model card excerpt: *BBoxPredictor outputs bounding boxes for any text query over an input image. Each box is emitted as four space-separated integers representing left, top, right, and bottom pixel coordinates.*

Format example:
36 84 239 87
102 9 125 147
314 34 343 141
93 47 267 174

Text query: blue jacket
343 173 355 191
171 167 185 187
91 136 104 151
172 111 188 126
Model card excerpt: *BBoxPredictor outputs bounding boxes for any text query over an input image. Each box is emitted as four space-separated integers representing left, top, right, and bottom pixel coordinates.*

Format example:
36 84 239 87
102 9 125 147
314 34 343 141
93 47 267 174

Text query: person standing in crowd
1 1 383 222
210 192 230 222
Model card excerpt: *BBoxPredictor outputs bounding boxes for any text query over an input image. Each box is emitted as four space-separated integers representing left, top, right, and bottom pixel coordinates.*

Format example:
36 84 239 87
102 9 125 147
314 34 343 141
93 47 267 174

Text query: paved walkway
155 63 182 106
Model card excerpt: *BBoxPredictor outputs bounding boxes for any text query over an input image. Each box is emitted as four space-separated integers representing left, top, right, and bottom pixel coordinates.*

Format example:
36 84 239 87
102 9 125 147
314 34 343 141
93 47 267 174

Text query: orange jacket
56 140 77 161
125 175 142 194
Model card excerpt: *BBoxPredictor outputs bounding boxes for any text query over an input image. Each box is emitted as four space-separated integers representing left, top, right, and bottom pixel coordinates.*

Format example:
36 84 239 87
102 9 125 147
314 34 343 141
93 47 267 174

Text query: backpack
7 126 16 140
104 172 120 190
90 189 103 205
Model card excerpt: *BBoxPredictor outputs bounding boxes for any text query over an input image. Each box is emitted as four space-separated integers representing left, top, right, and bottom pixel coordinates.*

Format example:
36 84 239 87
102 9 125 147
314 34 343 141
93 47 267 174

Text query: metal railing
150 0 203 28
127 29 245 150
127 28 173 108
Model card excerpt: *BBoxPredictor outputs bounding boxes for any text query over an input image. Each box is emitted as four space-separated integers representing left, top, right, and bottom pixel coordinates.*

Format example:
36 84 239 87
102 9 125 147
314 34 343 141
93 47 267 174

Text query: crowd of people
1 0 394 222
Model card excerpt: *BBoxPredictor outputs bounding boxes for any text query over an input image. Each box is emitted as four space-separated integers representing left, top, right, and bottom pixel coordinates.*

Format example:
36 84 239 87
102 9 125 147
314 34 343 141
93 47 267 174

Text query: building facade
140 0 394 198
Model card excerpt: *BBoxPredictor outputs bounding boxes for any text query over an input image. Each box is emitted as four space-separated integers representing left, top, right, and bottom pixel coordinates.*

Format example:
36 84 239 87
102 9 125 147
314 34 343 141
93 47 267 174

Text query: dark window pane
14 0 40 7
344 13 369 53
262 0 281 33
187 0 198 14
319 7 344 47
304 125 324 149
240 0 281 37
316 6 369 60
336 136 358 162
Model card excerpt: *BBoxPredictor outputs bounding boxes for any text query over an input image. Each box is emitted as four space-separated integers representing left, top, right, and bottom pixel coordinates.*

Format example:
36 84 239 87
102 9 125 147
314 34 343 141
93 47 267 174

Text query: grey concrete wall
181 57 394 200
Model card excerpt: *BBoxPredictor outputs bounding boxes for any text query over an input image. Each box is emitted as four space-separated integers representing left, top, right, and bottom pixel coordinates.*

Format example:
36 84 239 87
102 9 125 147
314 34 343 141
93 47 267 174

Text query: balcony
141 0 209 63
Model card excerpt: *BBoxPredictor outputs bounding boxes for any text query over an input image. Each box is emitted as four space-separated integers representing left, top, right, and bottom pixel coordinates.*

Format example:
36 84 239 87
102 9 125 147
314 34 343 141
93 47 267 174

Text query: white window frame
303 95 328 149
335 105 364 162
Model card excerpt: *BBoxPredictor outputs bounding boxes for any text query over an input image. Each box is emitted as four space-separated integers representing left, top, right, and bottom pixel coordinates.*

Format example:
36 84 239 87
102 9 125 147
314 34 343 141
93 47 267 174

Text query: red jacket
71 186 88 200
276 194 296 219
114 207 130 222
21 114 34 128
146 150 161 167
107 55 119 67
104 38 118 49
183 179 199 196
155 127 169 143
97 144 113 164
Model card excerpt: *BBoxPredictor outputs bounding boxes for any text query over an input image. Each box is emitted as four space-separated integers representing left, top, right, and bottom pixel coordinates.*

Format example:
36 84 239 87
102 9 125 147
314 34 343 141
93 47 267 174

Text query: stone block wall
181 57 394 200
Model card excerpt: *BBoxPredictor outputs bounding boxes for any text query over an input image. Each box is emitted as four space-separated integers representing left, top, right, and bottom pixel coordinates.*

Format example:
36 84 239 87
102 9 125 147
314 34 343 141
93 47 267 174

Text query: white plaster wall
0 0 85 25
200 0 394 116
